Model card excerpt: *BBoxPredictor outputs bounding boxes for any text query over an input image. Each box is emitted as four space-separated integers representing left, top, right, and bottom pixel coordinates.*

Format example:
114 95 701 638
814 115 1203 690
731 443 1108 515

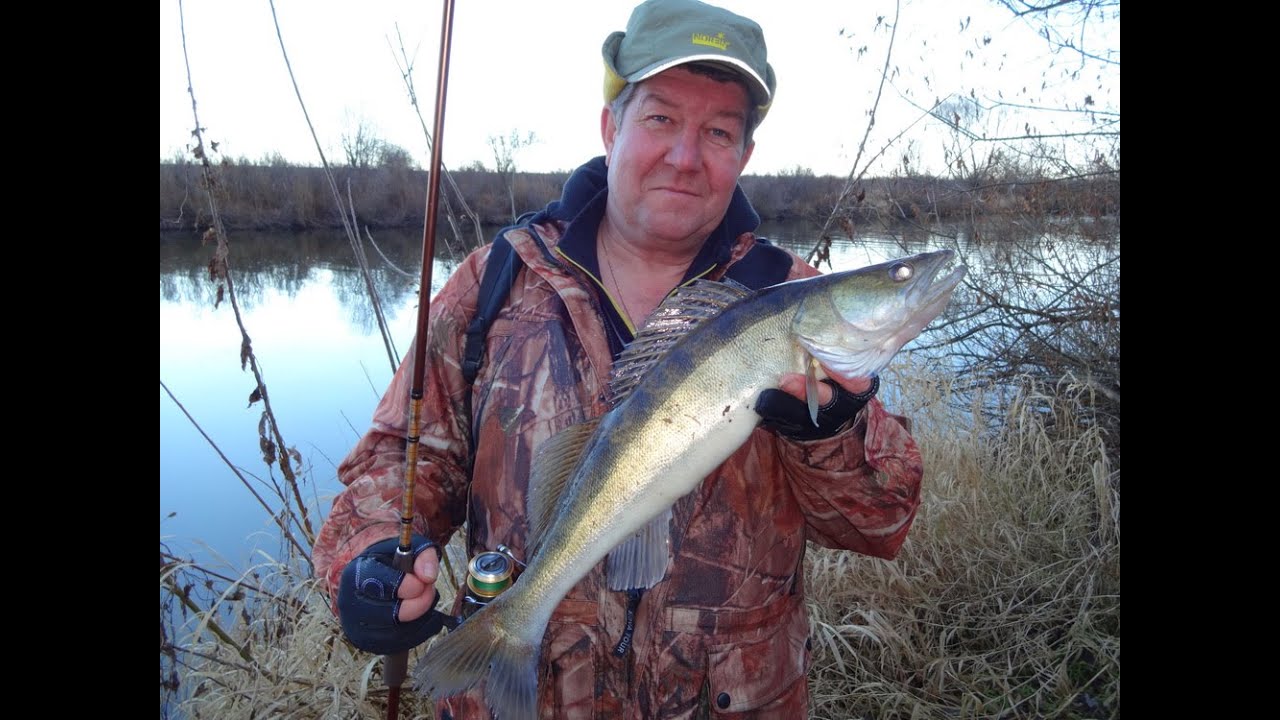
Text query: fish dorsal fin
609 279 754 403
606 507 673 591
526 418 601 559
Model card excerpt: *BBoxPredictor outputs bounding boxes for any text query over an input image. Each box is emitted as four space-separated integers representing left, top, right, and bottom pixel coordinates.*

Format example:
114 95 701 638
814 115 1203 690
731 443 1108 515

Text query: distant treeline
160 159 1119 237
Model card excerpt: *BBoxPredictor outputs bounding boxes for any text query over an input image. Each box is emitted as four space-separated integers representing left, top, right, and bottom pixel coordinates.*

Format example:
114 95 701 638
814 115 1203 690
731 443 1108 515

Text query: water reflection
159 228 465 338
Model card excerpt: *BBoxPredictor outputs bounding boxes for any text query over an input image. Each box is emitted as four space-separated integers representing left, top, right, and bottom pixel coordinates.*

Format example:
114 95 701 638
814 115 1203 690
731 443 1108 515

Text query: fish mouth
889 250 967 348
909 251 967 319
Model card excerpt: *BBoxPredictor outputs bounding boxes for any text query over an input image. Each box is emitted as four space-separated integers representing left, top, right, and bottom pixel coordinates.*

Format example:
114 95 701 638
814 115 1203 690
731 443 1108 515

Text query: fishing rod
385 0 458 717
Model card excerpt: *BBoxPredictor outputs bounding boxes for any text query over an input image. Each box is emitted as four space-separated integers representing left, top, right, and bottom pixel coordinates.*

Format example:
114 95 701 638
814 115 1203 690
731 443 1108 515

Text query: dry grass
805 366 1119 720
161 365 1119 719
161 542 471 718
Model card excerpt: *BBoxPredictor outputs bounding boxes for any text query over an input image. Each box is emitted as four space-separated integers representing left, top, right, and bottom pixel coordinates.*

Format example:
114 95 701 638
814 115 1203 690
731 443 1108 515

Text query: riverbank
160 160 1120 238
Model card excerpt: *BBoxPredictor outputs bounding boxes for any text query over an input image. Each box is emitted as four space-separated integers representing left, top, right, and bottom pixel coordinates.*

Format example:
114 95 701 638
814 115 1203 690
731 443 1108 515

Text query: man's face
601 66 755 247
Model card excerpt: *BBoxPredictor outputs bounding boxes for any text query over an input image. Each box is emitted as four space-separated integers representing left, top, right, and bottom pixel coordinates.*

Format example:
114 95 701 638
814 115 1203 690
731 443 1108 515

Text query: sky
159 0 1119 177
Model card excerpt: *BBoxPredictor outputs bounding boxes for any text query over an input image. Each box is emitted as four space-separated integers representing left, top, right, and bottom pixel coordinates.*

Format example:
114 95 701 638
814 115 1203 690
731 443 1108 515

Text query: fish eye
889 262 913 282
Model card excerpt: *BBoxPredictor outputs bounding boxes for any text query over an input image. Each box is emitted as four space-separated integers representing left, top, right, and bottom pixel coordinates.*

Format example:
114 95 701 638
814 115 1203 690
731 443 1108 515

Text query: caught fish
414 249 967 719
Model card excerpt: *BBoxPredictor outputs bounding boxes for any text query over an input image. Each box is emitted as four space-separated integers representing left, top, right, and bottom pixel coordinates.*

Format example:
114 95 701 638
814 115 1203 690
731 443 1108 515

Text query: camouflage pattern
314 220 924 719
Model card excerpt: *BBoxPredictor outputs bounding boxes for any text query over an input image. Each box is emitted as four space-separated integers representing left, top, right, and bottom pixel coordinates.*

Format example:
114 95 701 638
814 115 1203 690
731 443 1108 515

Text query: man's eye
708 128 735 146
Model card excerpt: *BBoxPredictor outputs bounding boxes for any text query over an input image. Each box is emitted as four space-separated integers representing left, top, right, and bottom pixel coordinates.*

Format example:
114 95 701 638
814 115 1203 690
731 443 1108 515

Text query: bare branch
179 0 314 549
807 0 904 266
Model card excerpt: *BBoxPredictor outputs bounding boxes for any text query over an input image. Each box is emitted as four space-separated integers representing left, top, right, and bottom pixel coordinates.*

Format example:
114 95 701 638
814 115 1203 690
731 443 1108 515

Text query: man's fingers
777 373 833 404
397 590 438 623
778 370 875 400
397 546 439 600
414 545 439 582
397 572 426 599
395 551 439 621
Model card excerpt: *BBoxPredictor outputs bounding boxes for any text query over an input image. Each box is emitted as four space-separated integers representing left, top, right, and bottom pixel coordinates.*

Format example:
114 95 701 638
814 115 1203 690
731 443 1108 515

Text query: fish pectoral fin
805 355 821 426
606 507 672 591
527 418 601 558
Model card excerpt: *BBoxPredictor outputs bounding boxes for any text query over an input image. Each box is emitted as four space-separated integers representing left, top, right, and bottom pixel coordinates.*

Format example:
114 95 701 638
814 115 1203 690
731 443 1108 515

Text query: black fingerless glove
336 534 445 654
754 376 879 441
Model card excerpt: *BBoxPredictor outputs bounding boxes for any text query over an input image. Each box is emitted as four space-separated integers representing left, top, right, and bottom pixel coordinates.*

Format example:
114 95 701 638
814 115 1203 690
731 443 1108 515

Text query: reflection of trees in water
160 228 459 333
329 263 416 337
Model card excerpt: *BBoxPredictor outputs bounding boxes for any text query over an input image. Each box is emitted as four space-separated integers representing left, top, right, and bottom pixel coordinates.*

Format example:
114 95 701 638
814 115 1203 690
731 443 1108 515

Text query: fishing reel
460 545 523 619
415 545 524 638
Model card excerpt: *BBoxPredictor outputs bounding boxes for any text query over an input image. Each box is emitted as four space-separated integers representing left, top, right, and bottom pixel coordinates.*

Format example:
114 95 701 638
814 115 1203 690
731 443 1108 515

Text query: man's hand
775 372 876 404
755 366 879 441
336 535 446 654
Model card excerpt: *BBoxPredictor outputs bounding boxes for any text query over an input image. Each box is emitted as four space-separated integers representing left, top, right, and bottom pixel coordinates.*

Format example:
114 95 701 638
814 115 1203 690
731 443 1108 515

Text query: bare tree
489 130 538 222
341 115 379 169
342 115 417 170
388 24 485 254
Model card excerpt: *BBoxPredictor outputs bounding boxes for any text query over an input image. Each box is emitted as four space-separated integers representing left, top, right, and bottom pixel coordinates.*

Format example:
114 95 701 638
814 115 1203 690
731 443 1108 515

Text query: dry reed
805 366 1119 720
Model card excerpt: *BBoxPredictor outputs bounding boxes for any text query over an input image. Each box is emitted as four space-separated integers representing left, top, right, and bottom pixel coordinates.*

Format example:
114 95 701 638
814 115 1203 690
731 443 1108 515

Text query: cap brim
625 54 771 108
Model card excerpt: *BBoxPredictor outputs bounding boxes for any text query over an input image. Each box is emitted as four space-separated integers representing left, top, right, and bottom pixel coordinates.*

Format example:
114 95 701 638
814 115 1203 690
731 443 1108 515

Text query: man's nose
665 127 702 171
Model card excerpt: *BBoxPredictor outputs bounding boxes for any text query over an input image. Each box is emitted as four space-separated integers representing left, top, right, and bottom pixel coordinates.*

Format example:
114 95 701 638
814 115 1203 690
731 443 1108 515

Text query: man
313 1 924 717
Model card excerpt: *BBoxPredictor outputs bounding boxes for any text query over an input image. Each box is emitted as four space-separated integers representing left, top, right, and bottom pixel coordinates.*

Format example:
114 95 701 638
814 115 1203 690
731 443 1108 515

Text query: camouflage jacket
314 158 924 719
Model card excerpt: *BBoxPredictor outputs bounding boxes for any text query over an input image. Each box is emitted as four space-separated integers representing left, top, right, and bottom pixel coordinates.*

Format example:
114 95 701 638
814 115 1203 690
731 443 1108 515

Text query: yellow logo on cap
691 32 729 51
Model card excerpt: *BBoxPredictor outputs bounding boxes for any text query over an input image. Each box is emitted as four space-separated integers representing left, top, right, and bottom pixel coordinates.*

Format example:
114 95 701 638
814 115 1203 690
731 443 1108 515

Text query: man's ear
738 140 755 174
601 105 617 166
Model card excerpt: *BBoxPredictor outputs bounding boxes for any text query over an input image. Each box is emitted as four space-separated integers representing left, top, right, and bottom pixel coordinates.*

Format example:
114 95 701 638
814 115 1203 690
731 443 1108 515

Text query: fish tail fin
412 606 539 720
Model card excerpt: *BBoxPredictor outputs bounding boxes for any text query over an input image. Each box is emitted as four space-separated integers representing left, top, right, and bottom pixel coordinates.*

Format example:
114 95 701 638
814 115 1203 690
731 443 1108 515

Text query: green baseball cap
603 0 776 121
